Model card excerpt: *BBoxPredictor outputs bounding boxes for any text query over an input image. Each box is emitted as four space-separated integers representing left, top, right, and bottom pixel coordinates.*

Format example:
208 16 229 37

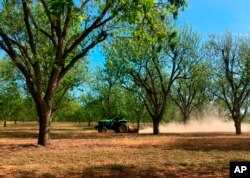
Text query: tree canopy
206 32 250 134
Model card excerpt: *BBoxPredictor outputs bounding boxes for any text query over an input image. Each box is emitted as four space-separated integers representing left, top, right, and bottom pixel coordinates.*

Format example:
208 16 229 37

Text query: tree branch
62 6 72 38
30 16 56 47
40 0 56 30
0 30 36 99
78 0 91 11
21 0 36 55
60 31 108 80
62 3 112 59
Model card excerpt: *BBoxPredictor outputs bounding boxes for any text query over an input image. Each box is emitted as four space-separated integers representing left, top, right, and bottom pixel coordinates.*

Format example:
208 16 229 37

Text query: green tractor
95 118 129 133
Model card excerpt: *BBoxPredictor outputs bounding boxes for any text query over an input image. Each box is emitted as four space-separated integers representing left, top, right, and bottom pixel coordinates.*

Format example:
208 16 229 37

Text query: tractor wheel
98 128 102 133
101 127 107 133
119 123 128 133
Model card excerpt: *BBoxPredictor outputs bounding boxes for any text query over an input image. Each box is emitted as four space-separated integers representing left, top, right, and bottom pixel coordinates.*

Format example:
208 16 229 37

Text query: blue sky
178 0 250 35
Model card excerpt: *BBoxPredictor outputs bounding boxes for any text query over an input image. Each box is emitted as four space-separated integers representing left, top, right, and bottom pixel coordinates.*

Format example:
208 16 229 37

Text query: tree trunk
233 105 242 135
182 109 190 125
37 101 52 146
38 113 51 146
88 118 91 127
137 119 140 130
234 119 241 135
153 119 160 134
183 114 189 125
13 116 17 124
4 119 7 127
135 111 141 130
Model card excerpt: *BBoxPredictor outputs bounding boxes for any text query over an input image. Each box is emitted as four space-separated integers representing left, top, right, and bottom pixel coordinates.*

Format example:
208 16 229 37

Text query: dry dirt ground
0 122 250 178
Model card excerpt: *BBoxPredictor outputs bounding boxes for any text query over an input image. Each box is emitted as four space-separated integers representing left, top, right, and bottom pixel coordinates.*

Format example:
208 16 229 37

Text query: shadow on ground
1 132 250 152
3 164 228 178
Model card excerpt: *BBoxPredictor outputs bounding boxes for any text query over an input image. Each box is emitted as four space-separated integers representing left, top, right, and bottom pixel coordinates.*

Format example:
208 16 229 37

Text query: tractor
95 117 138 133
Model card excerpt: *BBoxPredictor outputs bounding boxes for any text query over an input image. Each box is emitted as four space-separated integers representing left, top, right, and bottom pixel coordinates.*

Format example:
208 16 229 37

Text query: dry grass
0 122 250 178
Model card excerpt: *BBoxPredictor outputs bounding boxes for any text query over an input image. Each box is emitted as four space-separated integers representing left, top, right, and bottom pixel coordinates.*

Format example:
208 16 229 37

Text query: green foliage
77 68 150 125
53 96 81 122
49 0 73 17
0 60 36 122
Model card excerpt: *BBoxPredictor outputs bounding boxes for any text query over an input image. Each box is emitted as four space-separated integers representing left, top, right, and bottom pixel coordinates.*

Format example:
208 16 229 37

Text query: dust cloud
139 116 250 133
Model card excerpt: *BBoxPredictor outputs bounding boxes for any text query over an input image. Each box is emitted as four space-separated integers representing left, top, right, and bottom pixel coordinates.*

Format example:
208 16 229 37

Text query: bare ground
0 122 250 178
